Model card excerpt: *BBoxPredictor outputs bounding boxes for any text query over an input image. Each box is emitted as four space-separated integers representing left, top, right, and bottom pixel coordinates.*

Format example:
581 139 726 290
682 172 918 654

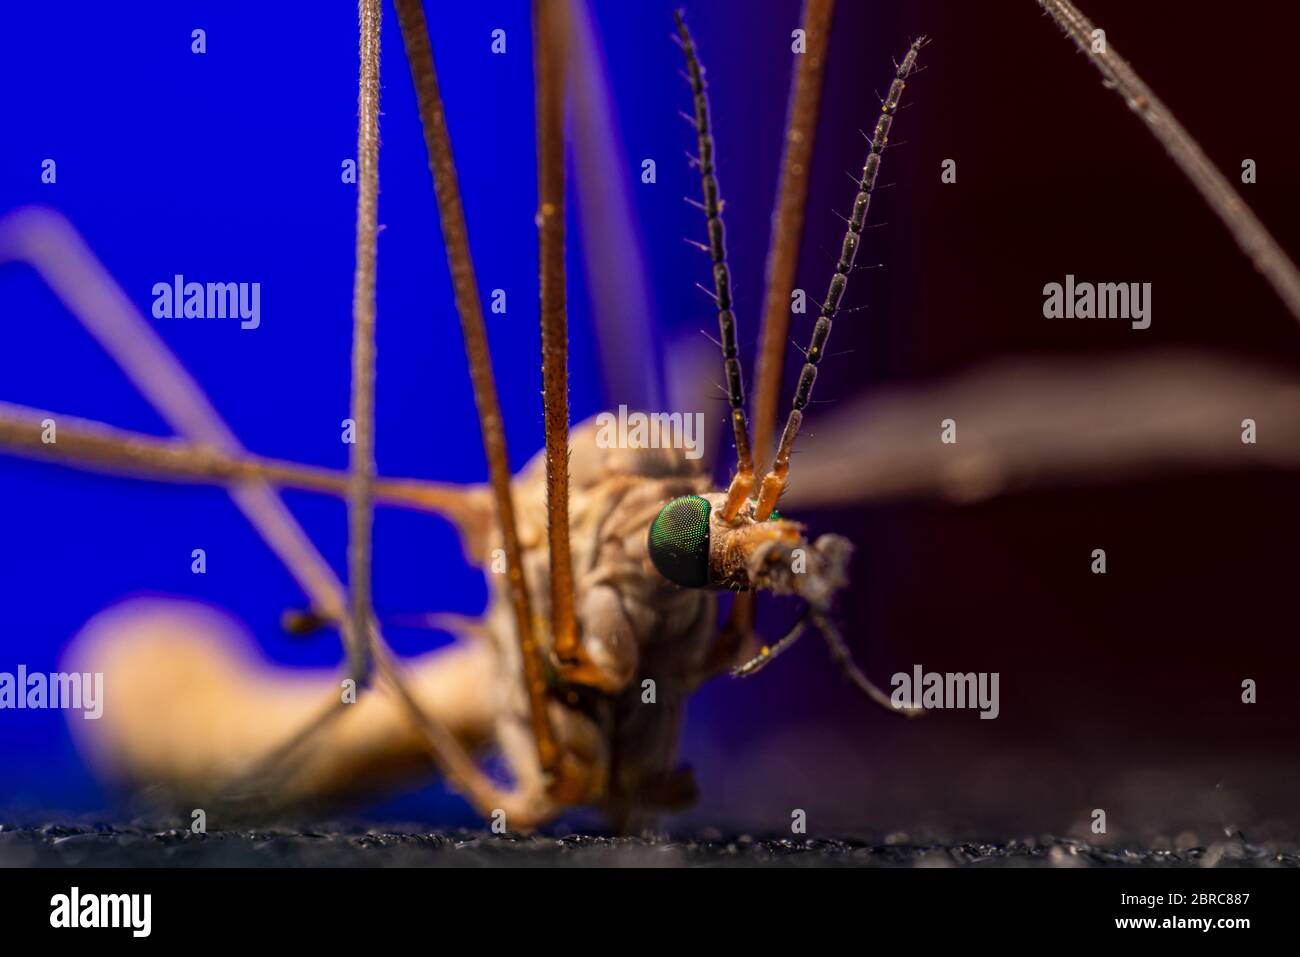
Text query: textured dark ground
3 822 1299 867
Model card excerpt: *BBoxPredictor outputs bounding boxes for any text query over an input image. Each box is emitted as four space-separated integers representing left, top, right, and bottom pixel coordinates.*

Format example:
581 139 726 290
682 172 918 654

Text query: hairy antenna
674 8 755 523
753 37 925 521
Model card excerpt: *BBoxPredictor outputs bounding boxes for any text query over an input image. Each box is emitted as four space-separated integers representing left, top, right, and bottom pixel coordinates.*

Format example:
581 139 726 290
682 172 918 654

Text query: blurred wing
0 206 347 618
568 0 662 411
782 350 1300 509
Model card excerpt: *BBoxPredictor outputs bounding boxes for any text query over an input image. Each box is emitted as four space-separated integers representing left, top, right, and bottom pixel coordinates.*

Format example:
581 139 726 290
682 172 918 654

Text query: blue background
4 1 1300 837
0 0 830 823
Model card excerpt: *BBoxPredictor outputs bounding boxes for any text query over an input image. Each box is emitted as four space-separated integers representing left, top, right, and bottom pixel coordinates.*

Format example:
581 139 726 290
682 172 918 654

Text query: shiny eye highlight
648 495 712 588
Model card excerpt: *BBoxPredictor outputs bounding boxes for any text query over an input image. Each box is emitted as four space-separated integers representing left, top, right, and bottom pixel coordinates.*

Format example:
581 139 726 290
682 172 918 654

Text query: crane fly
0 1 920 830
2 0 1300 833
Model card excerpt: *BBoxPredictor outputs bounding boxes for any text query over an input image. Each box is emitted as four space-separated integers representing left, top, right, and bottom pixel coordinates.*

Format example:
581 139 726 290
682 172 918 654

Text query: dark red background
677 0 1300 840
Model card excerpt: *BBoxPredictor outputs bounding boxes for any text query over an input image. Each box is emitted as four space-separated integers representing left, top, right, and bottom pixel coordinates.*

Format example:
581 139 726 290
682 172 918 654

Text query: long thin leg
674 9 755 523
1037 0 1300 326
753 38 926 521
732 0 836 665
393 0 559 776
0 205 524 817
345 0 383 682
751 0 836 467
0 209 368 797
533 0 580 672
236 0 400 801
0 402 492 530
0 207 347 623
567 0 663 412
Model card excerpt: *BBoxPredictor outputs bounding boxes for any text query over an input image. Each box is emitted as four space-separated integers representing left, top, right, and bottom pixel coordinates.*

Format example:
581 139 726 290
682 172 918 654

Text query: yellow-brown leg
393 0 561 781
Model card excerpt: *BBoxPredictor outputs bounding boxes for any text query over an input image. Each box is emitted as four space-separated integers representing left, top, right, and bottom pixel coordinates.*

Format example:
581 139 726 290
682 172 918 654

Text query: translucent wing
781 350 1300 509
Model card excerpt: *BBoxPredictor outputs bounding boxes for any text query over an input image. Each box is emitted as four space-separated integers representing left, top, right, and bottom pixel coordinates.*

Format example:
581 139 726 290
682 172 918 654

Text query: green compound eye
648 495 712 588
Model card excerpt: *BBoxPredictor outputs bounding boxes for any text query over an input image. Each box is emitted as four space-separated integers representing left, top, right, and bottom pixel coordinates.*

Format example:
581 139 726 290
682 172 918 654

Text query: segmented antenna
753 37 925 521
674 9 755 522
